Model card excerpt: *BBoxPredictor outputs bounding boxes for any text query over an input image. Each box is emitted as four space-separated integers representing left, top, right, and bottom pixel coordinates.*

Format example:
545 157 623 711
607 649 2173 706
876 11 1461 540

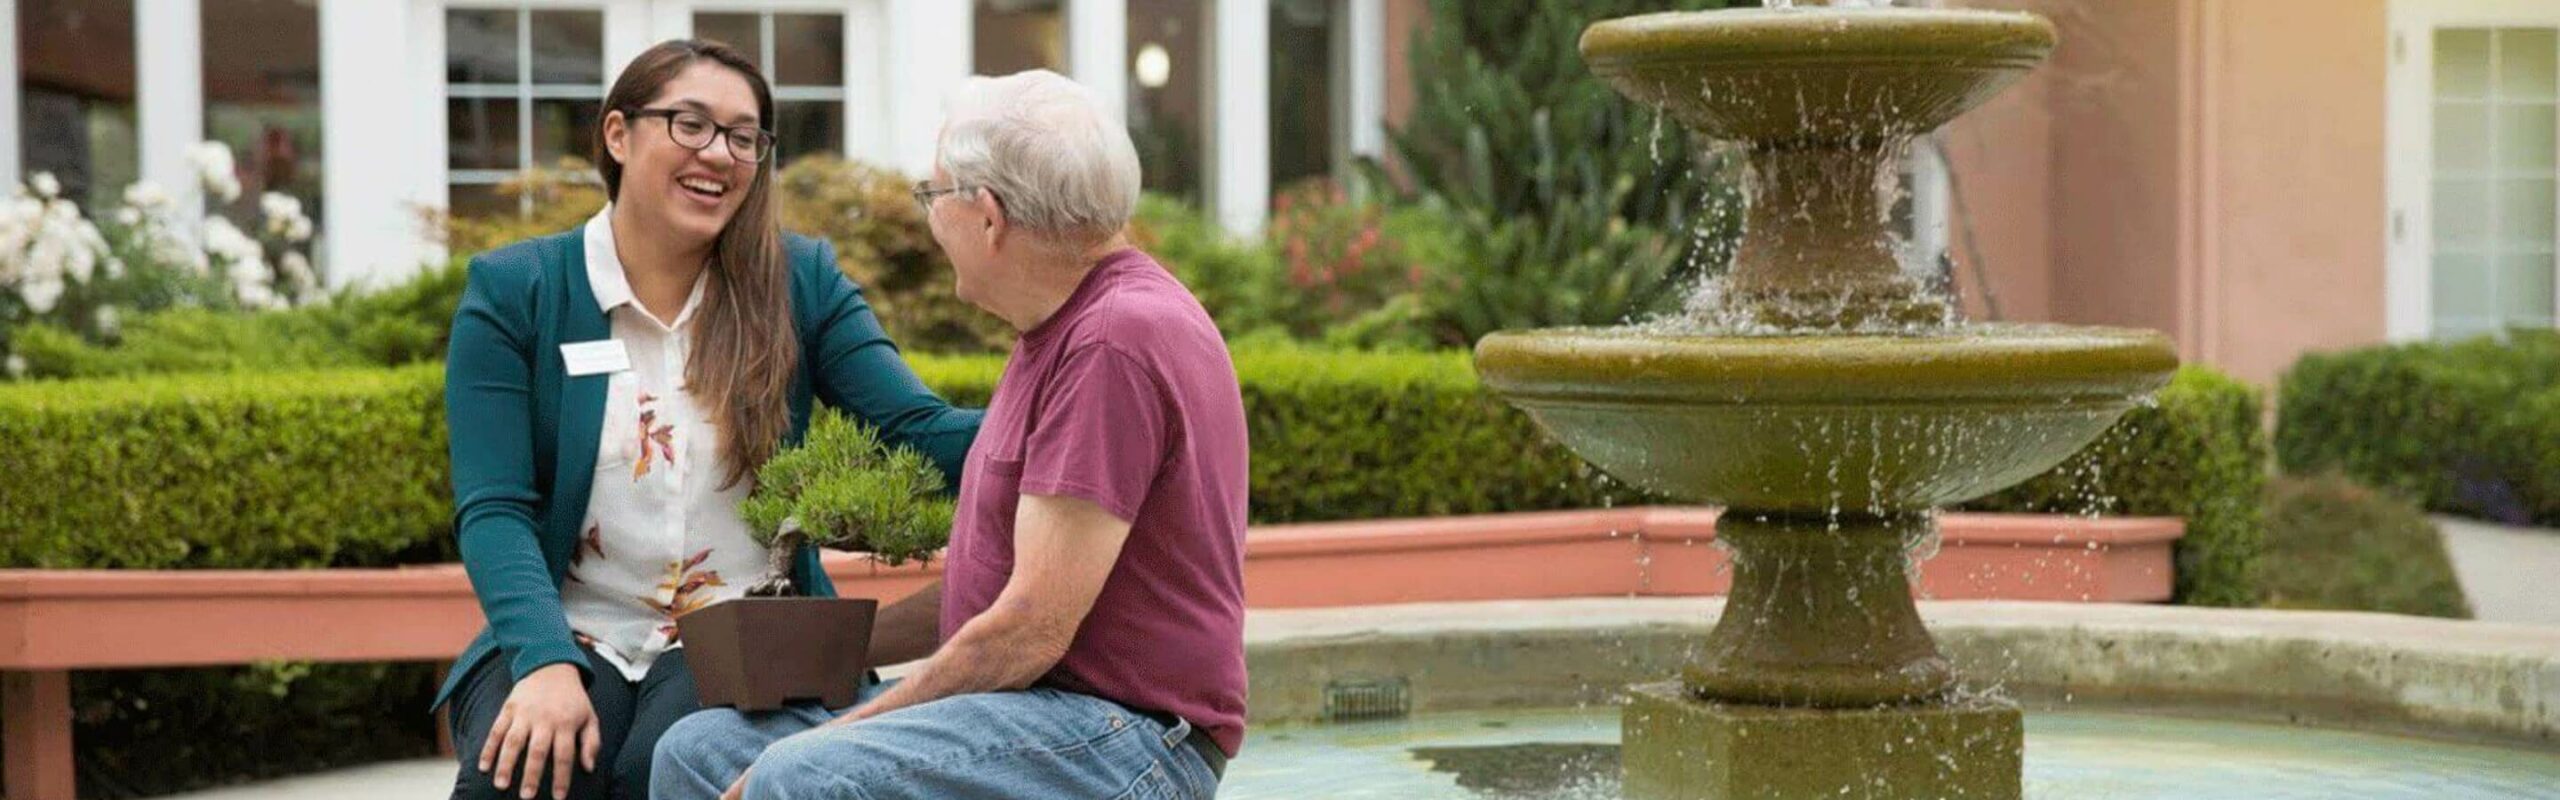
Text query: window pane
2497 28 2556 101
2435 178 2489 249
2438 29 2491 99
2436 101 2488 174
449 98 521 171
974 0 1066 75
533 99 600 165
774 14 844 87
449 183 517 220
205 0 324 233
2433 253 2496 338
1129 0 1208 203
447 9 519 84
1269 0 1336 190
2498 177 2556 247
2501 253 2557 328
695 13 762 66
2493 102 2556 172
776 100 844 167
19 0 138 211
530 11 605 85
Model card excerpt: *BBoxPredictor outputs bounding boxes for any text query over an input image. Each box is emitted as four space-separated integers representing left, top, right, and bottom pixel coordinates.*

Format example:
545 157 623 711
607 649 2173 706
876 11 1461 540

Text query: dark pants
448 645 700 800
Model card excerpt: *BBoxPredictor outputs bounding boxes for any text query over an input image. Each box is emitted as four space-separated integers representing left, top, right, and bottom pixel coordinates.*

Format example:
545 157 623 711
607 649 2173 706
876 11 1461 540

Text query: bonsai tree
738 408 955 597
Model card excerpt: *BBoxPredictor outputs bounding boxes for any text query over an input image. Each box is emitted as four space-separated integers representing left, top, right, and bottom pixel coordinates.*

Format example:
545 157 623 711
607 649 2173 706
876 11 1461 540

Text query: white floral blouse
560 207 770 682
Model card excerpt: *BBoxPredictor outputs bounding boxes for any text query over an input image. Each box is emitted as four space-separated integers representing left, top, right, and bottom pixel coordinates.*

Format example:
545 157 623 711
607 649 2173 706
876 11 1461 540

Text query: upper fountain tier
1581 8 2055 145
1582 8 2059 331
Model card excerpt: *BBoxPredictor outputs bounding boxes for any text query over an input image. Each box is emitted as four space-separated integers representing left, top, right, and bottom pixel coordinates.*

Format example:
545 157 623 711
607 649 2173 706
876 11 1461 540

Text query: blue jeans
650 680 1220 800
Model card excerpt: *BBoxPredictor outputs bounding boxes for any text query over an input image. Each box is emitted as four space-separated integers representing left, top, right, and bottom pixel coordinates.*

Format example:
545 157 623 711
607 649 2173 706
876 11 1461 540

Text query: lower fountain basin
1223 706 2560 799
1473 324 2179 512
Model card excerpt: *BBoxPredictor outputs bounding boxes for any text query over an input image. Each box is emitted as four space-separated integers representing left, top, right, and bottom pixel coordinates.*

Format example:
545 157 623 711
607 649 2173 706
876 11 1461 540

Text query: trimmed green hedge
0 351 2268 590
2277 331 2560 525
910 349 1632 522
0 352 2266 795
2260 473 2469 619
1964 367 2270 607
0 365 452 569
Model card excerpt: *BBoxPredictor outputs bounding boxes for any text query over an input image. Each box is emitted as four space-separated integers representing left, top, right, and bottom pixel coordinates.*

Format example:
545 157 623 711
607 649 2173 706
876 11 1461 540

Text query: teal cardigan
432 229 980 709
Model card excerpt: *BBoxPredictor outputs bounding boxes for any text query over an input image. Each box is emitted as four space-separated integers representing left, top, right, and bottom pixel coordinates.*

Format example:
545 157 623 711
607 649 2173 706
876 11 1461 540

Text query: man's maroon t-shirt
937 248 1251 756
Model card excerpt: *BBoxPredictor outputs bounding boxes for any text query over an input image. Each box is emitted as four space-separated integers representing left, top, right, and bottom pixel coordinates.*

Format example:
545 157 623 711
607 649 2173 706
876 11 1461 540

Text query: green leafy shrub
2277 331 2560 524
774 154 1011 353
0 365 451 568
907 349 1644 522
741 408 955 594
1968 367 2271 607
1385 0 1746 336
11 259 463 381
431 158 606 259
2259 473 2470 618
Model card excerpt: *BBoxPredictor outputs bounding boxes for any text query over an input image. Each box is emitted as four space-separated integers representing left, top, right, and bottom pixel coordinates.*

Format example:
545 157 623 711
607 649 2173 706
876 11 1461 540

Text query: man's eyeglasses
624 108 776 164
911 181 979 212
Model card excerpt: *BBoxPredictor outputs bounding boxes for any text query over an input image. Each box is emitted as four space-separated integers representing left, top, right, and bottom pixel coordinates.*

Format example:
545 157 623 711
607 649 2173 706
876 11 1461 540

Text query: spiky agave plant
738 409 955 596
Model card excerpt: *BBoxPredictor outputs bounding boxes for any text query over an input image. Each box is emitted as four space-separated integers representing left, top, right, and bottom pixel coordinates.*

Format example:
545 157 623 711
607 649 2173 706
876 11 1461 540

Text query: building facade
5 0 1413 289
1948 0 2560 384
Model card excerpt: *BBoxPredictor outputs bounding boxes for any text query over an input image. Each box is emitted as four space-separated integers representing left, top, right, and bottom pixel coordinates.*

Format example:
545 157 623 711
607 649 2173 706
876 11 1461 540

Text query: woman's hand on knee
479 663 602 800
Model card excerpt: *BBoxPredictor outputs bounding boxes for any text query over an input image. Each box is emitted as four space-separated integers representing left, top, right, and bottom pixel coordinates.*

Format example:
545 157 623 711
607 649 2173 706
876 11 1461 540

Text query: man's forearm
867 579 943 667
846 605 1062 722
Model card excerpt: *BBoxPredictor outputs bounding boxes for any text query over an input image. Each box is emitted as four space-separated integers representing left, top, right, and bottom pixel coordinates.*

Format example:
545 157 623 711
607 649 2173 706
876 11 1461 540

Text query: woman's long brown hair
596 39 794 490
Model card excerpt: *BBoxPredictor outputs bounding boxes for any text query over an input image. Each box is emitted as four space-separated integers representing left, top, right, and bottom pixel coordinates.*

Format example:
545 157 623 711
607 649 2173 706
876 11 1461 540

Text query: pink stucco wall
1947 0 2391 386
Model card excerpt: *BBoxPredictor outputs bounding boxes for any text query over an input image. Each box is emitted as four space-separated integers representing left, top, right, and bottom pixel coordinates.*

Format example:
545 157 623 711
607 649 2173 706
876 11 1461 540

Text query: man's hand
477 663 598 800
719 767 751 800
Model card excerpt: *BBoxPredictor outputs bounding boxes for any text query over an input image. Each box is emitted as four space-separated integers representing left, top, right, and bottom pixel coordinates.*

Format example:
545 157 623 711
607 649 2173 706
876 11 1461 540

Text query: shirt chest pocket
958 456 1027 571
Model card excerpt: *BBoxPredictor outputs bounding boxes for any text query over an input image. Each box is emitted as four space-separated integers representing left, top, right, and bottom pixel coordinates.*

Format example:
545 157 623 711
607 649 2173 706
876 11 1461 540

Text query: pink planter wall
823 507 2184 609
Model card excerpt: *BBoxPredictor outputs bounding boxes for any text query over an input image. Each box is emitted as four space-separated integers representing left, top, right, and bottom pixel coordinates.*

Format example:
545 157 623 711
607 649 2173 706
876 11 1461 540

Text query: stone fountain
1472 6 2179 799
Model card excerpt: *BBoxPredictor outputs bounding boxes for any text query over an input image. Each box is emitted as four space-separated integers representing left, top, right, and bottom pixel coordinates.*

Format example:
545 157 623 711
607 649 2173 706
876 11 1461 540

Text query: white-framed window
444 4 608 217
974 0 1066 76
692 9 846 167
16 0 138 212
204 0 325 243
2389 0 2560 341
1126 0 1209 204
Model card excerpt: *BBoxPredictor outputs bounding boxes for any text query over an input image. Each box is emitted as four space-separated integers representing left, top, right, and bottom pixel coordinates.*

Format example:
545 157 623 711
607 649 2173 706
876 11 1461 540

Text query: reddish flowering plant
1264 179 1438 342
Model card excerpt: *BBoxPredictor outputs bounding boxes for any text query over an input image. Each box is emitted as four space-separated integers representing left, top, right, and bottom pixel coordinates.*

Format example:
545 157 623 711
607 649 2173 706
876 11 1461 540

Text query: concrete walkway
158 759 449 800
2438 515 2560 626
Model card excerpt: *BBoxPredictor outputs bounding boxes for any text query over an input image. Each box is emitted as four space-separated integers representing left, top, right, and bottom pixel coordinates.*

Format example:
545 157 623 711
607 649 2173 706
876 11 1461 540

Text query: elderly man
650 70 1246 800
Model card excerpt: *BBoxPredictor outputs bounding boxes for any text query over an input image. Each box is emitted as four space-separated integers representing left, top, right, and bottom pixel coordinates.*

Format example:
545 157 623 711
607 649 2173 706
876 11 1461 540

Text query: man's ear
978 189 1008 247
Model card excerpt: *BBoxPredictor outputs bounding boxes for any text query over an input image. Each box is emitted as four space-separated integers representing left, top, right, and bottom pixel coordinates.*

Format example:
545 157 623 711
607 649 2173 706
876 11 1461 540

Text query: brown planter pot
678 597 877 711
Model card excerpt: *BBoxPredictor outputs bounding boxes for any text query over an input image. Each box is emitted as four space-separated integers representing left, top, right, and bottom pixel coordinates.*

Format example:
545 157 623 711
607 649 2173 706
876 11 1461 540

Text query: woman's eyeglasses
624 108 776 164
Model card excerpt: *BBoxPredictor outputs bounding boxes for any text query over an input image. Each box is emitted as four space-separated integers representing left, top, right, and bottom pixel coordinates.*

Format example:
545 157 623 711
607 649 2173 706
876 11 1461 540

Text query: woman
435 39 978 800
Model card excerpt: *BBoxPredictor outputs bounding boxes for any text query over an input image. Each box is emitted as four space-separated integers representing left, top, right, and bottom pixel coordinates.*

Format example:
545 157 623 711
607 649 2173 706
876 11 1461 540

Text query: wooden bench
0 560 934 800
0 508 2177 800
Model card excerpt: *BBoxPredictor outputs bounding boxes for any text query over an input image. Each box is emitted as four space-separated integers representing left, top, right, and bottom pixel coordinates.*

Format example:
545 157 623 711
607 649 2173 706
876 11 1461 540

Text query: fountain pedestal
1623 683 2021 800
1627 512 2024 800
1473 7 2181 799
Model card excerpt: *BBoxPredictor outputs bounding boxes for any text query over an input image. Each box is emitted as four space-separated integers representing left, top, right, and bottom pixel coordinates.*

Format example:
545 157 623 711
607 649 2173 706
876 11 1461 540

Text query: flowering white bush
0 174 115 315
0 141 321 372
191 141 242 204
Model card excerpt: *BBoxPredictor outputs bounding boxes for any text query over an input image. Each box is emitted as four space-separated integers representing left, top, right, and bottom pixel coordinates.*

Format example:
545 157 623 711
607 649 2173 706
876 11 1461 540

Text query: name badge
561 340 631 376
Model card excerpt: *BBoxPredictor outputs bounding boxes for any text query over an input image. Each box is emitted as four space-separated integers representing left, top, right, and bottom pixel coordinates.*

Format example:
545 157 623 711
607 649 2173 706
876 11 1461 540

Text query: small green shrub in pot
680 409 954 710
737 408 955 594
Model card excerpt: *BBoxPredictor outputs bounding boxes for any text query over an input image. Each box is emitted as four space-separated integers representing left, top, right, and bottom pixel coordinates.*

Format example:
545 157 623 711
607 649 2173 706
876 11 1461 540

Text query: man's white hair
939 70 1142 246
